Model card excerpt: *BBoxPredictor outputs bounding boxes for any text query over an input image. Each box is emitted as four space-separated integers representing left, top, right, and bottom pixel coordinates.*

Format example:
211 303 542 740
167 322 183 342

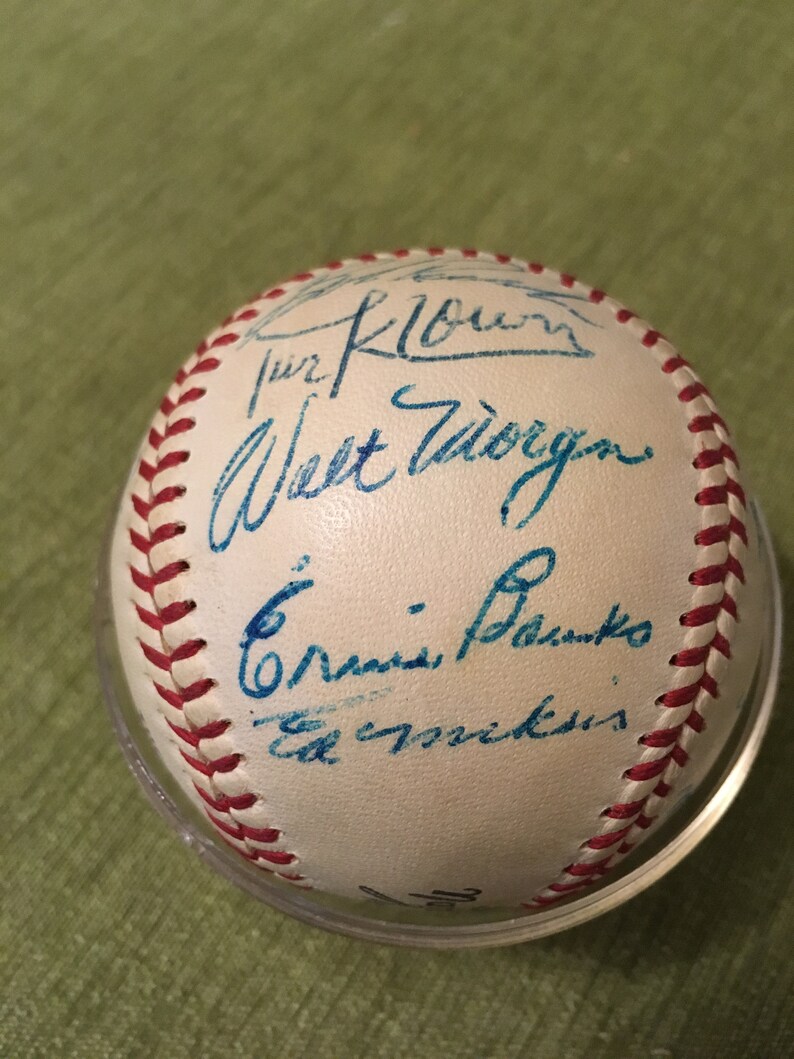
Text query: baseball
110 248 761 910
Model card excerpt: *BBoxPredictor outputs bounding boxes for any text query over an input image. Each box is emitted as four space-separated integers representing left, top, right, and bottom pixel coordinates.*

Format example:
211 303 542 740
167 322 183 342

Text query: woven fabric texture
2 2 792 1056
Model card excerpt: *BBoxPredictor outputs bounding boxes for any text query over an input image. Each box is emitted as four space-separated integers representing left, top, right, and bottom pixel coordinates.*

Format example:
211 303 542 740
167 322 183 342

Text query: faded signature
241 257 600 402
250 690 628 767
358 886 483 909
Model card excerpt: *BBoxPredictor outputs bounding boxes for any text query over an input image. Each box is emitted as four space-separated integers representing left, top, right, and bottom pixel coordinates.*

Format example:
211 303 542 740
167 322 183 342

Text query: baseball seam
526 279 747 905
123 247 746 906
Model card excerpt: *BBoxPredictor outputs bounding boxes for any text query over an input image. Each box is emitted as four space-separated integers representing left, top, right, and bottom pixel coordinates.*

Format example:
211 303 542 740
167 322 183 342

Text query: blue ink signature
239 579 442 701
208 384 653 552
210 392 396 552
251 692 628 766
241 258 600 403
457 547 653 662
391 385 653 531
247 349 330 417
238 547 652 705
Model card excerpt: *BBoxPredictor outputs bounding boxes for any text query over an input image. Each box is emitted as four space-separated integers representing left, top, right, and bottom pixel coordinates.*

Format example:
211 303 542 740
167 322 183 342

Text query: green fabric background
2 2 792 1056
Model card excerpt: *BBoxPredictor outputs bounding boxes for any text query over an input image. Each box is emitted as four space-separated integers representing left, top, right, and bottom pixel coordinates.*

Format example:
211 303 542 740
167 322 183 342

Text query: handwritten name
238 547 652 703
209 384 653 552
238 576 443 701
251 693 628 766
359 886 483 909
457 546 653 662
242 259 601 402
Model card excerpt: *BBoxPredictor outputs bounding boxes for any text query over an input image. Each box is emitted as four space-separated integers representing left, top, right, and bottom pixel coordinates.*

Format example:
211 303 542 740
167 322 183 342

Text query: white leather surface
110 250 755 908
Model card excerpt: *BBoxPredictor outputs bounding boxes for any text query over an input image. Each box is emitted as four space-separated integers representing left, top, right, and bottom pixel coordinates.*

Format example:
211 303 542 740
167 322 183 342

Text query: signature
238 548 652 703
239 575 443 701
359 886 483 909
251 691 628 766
456 546 653 662
240 258 601 402
209 384 653 552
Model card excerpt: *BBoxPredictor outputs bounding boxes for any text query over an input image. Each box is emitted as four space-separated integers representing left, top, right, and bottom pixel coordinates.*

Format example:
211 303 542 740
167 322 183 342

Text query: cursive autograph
239 576 444 702
359 886 483 909
241 258 601 403
250 692 628 767
238 547 652 703
456 547 653 662
209 384 653 552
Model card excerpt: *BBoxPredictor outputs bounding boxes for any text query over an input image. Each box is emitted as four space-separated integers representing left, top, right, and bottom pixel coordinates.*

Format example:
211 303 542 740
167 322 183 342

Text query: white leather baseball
110 248 759 910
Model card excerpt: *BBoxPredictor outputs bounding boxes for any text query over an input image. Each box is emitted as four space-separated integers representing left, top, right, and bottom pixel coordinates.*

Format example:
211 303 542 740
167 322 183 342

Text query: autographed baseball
110 248 761 910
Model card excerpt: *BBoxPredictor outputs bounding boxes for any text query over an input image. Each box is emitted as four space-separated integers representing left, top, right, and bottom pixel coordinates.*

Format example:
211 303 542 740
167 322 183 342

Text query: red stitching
671 644 709 666
585 825 632 850
695 524 731 546
564 856 612 878
194 784 256 814
129 522 185 556
640 726 682 748
206 812 282 844
174 356 222 385
711 631 732 657
132 488 180 521
139 637 206 672
694 445 739 470
210 334 239 349
686 709 706 732
135 599 196 632
624 755 673 782
130 559 189 595
236 846 298 867
180 750 242 777
522 271 747 906
689 559 744 587
166 717 231 746
678 381 711 403
153 676 216 707
729 516 748 546
159 386 207 417
549 879 590 894
140 450 190 484
655 683 709 710
127 328 304 883
689 412 728 434
662 355 688 373
603 798 646 820
124 249 747 905
148 418 195 449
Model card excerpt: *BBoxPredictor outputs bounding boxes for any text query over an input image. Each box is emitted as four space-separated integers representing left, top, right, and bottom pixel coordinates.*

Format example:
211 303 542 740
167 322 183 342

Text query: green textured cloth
2 2 792 1056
